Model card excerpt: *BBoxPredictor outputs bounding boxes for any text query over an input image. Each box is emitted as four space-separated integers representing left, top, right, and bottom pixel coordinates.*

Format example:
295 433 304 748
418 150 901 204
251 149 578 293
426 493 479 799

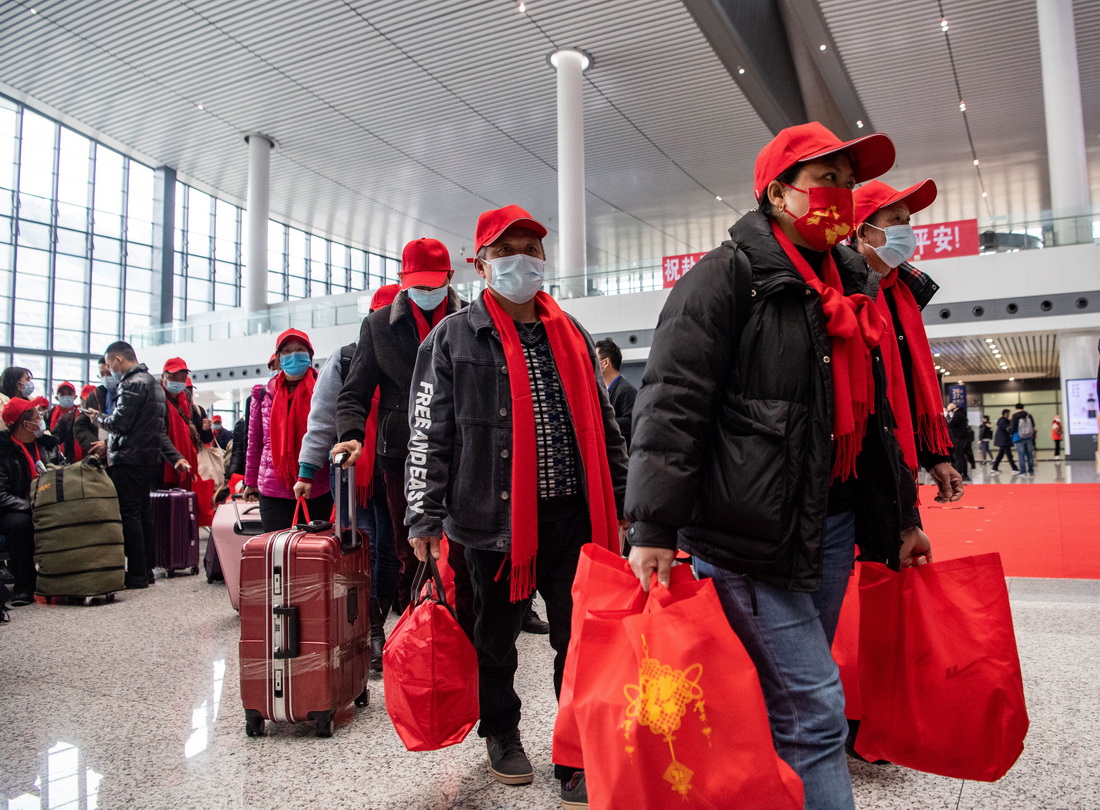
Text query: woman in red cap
626 122 931 809
48 381 82 461
849 179 961 498
0 396 62 604
243 329 332 531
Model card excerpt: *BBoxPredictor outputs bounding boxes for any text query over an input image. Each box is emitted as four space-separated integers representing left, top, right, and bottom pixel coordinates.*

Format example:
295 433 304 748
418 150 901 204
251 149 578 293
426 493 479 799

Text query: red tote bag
831 561 862 720
854 553 1029 780
382 556 479 752
552 543 695 771
571 577 803 810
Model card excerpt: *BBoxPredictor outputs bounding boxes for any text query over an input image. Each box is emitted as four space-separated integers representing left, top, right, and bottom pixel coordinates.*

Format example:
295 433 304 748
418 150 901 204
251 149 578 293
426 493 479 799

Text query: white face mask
408 285 449 311
487 254 545 304
864 223 917 269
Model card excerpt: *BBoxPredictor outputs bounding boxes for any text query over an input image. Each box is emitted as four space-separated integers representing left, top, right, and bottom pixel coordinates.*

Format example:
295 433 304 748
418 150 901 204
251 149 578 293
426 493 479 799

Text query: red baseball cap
56 381 76 395
400 238 451 290
468 204 548 262
2 396 49 427
212 414 222 423
80 384 96 400
853 179 937 227
370 283 400 311
276 327 314 357
163 357 189 374
753 121 895 200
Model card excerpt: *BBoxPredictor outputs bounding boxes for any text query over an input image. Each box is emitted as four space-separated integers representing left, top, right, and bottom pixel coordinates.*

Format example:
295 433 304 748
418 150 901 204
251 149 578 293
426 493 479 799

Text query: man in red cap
848 180 961 497
160 357 215 491
332 239 468 620
625 123 931 809
47 381 81 461
0 396 61 605
404 206 628 804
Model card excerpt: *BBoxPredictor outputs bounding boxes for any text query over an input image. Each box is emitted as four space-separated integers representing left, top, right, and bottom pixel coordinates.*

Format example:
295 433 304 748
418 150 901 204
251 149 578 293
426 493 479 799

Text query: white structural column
551 49 591 298
245 134 274 312
1057 332 1100 461
1036 0 1092 246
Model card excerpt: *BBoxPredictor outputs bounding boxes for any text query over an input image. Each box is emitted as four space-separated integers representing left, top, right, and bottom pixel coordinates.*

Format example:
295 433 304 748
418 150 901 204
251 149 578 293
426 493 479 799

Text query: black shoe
369 601 385 672
147 571 156 585
125 577 149 590
560 770 589 808
10 592 33 607
522 604 550 635
845 720 890 765
486 729 534 785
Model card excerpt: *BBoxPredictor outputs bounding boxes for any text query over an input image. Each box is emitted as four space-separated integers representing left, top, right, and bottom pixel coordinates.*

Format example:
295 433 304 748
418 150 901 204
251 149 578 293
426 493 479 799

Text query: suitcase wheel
354 689 369 708
166 570 175 579
315 713 334 738
105 593 116 604
244 710 265 737
191 566 199 576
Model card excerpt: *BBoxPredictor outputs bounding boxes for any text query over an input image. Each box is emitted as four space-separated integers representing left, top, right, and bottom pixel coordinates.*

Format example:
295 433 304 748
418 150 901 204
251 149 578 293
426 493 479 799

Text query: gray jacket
405 292 629 551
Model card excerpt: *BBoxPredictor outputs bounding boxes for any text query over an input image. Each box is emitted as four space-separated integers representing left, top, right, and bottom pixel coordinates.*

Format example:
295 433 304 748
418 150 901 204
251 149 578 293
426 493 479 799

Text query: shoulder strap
730 245 753 359
339 343 356 383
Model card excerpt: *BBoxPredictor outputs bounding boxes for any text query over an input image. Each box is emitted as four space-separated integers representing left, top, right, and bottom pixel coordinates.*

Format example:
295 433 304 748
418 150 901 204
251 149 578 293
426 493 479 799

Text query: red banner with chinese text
912 219 980 261
661 252 708 288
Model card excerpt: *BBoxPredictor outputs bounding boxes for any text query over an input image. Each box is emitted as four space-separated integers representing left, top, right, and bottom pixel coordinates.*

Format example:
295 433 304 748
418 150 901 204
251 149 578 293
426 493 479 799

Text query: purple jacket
245 377 331 500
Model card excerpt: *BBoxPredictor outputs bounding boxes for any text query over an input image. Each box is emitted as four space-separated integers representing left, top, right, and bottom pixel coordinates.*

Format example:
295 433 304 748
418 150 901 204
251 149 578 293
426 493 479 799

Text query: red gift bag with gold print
570 576 803 810
854 553 1029 780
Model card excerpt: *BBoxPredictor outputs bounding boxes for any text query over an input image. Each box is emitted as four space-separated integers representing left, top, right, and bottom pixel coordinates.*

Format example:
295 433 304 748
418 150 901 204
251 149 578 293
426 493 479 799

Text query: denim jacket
404 292 628 551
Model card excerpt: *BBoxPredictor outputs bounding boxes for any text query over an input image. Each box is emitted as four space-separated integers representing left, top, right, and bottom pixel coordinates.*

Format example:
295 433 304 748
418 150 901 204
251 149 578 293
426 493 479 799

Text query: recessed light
959 101 967 112
737 67 745 75
856 120 864 128
973 159 980 166
933 353 941 357
940 17 949 32
715 195 722 201
1009 377 1015 381
819 44 827 51
985 338 994 343
517 1 526 12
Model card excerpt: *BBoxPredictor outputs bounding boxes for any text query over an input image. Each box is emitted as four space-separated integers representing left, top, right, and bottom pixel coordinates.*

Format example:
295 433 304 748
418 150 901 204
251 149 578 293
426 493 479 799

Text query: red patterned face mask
781 184 855 251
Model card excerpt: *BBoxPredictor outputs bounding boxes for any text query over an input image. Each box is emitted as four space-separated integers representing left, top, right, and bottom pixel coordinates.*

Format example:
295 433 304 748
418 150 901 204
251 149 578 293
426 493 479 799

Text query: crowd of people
0 119 1046 809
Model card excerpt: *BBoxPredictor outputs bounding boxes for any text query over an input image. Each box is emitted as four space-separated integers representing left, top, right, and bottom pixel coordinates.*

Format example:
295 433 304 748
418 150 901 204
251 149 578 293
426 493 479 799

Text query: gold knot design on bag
622 636 710 799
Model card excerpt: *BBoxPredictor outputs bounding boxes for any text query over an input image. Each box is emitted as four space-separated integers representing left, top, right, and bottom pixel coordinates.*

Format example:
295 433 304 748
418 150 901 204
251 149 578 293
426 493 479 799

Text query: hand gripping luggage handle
331 452 362 553
273 605 300 659
410 554 459 622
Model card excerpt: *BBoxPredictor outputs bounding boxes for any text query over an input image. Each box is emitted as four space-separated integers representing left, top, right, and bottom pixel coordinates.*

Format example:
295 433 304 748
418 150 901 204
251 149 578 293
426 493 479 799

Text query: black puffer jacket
626 212 920 592
0 432 64 512
337 289 464 458
97 364 182 468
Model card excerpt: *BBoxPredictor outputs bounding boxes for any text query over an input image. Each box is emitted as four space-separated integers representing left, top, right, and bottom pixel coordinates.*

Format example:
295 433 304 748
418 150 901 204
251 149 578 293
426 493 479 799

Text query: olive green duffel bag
32 457 125 599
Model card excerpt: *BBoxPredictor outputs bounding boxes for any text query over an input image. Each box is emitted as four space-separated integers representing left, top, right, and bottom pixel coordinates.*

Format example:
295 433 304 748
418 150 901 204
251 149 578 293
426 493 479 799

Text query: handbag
569 571 803 809
853 553 1029 780
382 555 479 752
197 443 226 489
831 561 862 720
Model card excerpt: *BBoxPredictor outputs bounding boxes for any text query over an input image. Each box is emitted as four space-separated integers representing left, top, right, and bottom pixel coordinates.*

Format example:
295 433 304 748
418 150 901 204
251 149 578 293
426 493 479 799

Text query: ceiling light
973 159 980 166
1009 377 1015 381
944 371 951 376
856 120 864 128
959 101 967 112
517 1 526 12
197 103 204 110
933 352 941 357
29 7 37 13
819 44 827 51
737 67 745 75
985 338 993 342
940 17 949 32
982 191 988 198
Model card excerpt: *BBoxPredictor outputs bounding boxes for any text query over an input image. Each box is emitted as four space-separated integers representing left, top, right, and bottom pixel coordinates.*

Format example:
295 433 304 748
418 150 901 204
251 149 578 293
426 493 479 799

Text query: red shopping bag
192 475 216 528
382 555 479 751
572 577 803 809
831 562 862 720
854 553 1029 780
552 543 695 771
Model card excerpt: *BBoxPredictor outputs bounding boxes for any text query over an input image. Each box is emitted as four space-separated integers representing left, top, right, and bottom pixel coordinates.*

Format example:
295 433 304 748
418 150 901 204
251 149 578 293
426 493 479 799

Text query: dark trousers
331 462 399 613
466 494 589 779
110 463 160 580
951 441 970 479
992 444 1017 471
1054 439 1062 456
0 510 36 594
257 491 334 534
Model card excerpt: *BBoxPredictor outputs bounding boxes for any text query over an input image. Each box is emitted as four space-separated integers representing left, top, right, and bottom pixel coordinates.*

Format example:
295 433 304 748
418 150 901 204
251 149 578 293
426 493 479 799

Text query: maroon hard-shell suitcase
151 487 200 576
238 460 371 737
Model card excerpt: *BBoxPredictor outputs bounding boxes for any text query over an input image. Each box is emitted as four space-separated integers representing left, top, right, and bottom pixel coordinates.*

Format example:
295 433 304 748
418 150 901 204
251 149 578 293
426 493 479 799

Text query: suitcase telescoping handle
331 452 362 553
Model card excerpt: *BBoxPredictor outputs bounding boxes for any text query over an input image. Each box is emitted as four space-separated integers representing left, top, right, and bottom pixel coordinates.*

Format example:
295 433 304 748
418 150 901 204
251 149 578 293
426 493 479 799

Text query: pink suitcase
211 497 265 610
238 461 370 737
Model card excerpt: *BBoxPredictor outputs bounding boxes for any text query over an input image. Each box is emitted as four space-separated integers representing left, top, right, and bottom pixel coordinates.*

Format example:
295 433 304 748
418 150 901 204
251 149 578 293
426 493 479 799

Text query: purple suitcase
151 488 200 576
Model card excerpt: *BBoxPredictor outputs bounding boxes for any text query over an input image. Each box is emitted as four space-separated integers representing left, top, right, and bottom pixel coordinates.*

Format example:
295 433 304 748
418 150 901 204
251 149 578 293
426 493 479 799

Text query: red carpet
919 484 1100 579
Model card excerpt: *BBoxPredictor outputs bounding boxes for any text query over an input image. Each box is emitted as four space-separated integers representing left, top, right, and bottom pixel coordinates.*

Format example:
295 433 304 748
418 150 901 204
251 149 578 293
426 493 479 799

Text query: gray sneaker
560 770 588 809
486 729 533 785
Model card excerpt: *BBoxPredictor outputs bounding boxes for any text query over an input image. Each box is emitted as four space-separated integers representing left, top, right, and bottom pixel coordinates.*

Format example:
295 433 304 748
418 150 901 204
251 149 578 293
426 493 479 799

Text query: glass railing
130 209 1099 348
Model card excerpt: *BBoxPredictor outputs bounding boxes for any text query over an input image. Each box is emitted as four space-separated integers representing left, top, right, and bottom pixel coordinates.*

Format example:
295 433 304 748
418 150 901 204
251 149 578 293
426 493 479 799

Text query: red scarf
270 368 317 490
770 221 883 481
484 290 619 601
15 438 40 481
877 270 952 473
164 390 199 486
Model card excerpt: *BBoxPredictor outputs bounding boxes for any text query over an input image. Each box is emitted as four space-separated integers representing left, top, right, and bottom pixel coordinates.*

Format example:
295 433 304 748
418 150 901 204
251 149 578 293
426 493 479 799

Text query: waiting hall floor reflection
2 530 1099 808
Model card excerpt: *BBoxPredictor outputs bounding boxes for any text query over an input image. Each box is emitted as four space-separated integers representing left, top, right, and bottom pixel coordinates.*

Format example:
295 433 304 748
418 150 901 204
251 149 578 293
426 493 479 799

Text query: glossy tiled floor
3 528 1099 808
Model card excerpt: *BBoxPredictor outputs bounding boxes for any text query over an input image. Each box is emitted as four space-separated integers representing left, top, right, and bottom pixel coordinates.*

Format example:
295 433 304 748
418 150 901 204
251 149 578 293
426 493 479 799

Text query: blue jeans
1015 438 1035 474
694 511 856 810
330 464 399 610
